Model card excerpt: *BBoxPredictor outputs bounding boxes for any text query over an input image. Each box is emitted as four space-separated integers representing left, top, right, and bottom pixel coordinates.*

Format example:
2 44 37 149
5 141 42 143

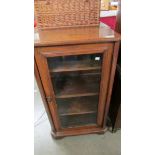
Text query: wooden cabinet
34 24 120 138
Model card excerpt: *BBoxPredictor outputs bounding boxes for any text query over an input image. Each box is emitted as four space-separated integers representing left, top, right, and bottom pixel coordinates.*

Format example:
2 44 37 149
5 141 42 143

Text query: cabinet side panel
34 57 55 131
103 41 120 128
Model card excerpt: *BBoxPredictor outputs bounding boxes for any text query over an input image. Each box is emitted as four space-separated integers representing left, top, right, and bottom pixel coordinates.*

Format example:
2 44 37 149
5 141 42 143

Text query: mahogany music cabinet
34 24 120 138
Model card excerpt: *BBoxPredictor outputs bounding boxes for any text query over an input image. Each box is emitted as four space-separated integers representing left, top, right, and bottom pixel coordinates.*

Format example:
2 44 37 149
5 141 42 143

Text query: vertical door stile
34 57 56 132
97 44 113 126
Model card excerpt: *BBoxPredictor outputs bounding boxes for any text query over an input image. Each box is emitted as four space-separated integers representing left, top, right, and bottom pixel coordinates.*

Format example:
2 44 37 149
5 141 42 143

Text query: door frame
35 43 113 131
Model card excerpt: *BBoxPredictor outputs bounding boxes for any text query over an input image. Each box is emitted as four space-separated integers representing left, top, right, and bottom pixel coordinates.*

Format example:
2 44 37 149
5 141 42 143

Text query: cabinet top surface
34 23 121 47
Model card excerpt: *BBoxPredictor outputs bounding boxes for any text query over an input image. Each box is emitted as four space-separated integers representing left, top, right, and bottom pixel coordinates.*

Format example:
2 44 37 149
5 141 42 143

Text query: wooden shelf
49 60 101 73
56 93 98 99
60 113 97 128
57 96 98 116
54 76 100 99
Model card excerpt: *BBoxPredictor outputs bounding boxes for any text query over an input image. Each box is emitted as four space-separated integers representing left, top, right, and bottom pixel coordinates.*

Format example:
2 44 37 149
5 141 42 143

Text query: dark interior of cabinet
48 55 102 73
57 96 99 116
60 113 97 128
47 54 103 128
52 73 100 98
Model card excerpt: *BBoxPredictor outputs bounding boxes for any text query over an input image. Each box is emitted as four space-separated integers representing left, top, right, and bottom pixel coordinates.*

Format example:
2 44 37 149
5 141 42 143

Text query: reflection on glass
47 53 103 128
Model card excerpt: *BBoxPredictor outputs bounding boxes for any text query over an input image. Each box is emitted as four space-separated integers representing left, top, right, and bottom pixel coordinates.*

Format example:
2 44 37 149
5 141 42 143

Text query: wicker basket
34 0 100 29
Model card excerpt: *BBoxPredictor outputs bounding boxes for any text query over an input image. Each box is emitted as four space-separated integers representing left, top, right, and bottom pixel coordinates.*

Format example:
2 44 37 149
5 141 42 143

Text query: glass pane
47 53 103 128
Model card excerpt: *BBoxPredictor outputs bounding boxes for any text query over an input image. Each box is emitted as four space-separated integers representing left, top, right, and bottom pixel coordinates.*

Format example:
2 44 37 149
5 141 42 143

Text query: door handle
46 96 52 103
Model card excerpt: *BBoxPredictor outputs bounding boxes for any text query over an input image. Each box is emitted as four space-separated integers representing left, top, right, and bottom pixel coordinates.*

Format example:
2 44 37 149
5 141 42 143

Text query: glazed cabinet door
35 43 113 130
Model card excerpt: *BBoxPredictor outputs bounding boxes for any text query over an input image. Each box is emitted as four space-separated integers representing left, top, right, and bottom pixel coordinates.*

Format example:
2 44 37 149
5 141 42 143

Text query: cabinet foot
51 131 65 139
96 127 107 135
51 127 108 139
